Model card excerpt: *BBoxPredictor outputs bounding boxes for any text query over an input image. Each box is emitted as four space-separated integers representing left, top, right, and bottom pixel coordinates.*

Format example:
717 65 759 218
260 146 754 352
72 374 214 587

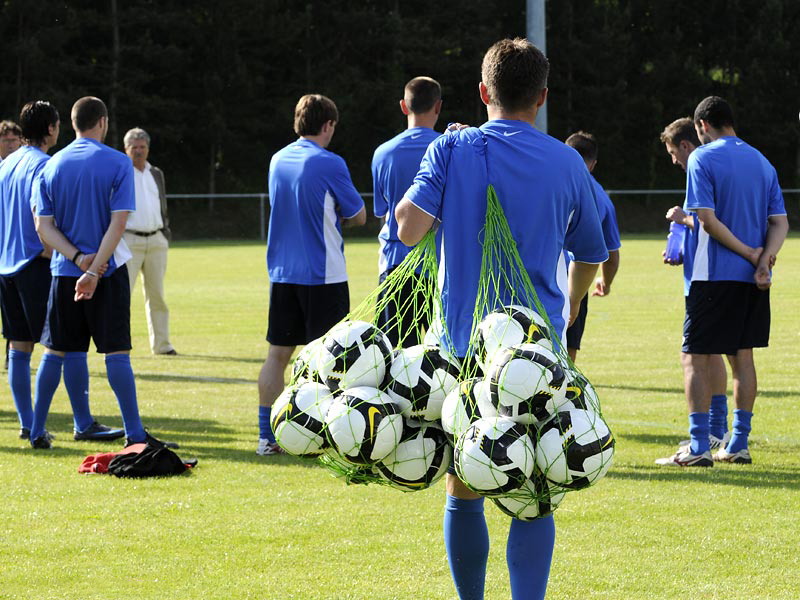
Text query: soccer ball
440 378 497 445
376 420 451 491
324 386 404 465
271 382 334 456
291 338 325 384
534 408 615 489
486 343 568 424
492 472 567 520
318 321 394 393
386 345 461 421
423 317 446 349
454 417 536 497
475 305 552 369
562 369 601 413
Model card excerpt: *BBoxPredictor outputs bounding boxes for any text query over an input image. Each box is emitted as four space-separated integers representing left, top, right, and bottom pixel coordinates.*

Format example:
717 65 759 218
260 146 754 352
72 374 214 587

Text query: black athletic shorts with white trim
566 293 589 350
682 280 770 355
0 256 51 342
266 281 350 347
40 265 132 353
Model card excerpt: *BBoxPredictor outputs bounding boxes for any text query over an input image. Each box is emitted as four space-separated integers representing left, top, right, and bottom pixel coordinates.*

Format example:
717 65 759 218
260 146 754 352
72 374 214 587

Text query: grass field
1 235 799 600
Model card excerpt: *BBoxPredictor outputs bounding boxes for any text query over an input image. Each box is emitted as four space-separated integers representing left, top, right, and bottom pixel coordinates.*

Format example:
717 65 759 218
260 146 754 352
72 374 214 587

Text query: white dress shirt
127 161 164 233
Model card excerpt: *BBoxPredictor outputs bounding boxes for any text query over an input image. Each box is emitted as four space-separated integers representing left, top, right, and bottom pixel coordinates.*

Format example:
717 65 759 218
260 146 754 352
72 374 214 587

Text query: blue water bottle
665 222 686 263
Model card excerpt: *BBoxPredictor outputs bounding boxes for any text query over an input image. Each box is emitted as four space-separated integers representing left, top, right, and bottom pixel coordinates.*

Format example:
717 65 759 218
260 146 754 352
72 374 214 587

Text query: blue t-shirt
592 176 621 253
372 126 440 274
0 146 49 275
267 139 364 285
405 120 608 355
685 136 786 283
34 138 135 277
681 211 699 296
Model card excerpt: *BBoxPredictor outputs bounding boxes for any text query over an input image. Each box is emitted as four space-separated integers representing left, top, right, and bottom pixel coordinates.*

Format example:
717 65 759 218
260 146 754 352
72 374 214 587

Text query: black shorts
566 293 589 350
40 265 132 353
266 281 349 347
0 256 51 342
376 268 432 348
682 281 770 355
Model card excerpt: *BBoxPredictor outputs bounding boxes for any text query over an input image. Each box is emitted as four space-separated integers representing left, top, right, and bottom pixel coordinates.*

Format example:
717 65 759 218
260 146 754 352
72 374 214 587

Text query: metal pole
260 194 266 241
527 0 547 134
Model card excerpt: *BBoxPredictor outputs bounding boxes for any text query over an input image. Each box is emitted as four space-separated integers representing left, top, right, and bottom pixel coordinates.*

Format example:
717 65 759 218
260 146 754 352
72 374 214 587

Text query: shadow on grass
596 383 796 399
616 432 684 446
135 372 255 385
607 464 800 490
136 353 264 365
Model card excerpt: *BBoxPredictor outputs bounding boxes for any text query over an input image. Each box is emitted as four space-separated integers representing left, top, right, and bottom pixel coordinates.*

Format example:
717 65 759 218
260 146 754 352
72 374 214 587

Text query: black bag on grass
107 443 190 478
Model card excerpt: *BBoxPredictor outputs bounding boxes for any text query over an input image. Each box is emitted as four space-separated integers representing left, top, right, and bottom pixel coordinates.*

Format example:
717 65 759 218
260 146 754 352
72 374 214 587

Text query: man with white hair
123 127 175 355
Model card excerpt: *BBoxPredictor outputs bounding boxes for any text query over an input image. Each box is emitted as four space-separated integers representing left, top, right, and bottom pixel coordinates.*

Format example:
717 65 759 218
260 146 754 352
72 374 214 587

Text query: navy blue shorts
566 293 589 350
682 281 770 355
266 281 349 347
0 256 51 342
40 265 132 353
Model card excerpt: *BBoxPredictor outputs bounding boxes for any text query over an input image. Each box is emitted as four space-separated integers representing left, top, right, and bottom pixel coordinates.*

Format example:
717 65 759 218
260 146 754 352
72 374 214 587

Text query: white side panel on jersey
323 191 348 284
692 227 710 282
556 250 569 345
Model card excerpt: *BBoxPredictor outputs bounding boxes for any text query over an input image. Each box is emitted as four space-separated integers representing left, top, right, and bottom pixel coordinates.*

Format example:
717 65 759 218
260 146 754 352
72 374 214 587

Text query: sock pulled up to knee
105 354 144 442
8 349 33 430
444 495 489 600
31 353 63 441
64 352 93 432
507 515 556 600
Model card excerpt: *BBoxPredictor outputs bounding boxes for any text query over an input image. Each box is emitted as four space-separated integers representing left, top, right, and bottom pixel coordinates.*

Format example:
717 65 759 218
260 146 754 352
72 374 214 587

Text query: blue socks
63 352 94 432
709 394 729 440
688 412 710 455
727 409 752 454
8 349 33 430
31 353 63 441
507 515 556 600
444 495 489 600
105 354 145 442
259 406 274 442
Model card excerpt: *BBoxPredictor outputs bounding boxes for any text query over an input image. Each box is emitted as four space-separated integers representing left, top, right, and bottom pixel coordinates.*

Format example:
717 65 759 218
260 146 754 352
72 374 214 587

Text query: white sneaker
655 448 713 467
256 438 285 456
713 447 752 464
678 431 730 452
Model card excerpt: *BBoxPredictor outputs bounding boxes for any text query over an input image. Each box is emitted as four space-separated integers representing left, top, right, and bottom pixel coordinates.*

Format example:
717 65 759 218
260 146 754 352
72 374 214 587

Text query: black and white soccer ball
486 343 568 424
318 320 394 393
423 317 446 349
386 345 461 421
440 378 497 445
534 408 615 490
454 417 536 497
562 369 601 413
291 338 325 384
324 386 404 465
492 472 567 520
271 381 334 456
475 305 552 370
376 420 451 491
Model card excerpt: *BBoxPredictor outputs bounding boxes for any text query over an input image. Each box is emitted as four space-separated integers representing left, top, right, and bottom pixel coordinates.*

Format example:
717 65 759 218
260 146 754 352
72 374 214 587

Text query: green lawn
1 235 798 599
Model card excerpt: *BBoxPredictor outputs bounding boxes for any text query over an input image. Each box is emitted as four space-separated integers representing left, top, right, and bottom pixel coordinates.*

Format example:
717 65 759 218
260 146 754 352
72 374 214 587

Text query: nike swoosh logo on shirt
503 131 521 137
410 134 422 139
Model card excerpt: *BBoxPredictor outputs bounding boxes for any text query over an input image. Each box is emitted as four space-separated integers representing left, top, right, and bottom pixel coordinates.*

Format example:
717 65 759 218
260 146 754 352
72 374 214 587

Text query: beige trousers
123 231 174 354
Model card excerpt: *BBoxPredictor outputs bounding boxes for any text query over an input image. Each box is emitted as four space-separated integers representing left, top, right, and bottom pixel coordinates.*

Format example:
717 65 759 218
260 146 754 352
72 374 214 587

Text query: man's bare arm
74 211 129 301
568 261 599 325
754 214 789 289
695 208 760 265
396 198 434 246
592 249 619 297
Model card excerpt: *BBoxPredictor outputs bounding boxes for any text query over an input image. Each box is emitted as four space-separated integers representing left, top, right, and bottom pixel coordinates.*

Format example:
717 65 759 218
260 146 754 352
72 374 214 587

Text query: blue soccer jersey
34 138 135 277
0 146 49 275
681 211 699 296
592 176 621 253
267 139 364 285
405 120 608 355
685 137 786 283
372 126 440 274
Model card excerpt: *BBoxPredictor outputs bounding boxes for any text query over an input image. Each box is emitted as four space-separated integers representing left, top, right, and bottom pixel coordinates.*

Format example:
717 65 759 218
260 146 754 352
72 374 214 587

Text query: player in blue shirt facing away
660 117 730 451
33 96 175 450
372 76 442 346
397 39 607 600
257 94 366 456
656 97 788 467
0 100 124 445
563 131 621 364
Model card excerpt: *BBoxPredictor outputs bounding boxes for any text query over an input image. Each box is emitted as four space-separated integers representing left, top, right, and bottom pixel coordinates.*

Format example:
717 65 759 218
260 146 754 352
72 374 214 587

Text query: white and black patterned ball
376 420 451 491
492 472 567 520
454 417 536 497
562 369 601 413
318 321 394 393
271 382 334 456
423 317 447 349
476 305 552 370
486 343 568 424
386 345 461 421
291 338 325 384
440 378 497 445
324 386 404 465
534 408 615 490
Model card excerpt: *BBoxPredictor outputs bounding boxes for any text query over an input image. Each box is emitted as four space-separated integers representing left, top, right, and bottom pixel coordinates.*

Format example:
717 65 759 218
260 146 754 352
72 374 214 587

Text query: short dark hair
71 96 108 132
0 120 21 138
694 96 734 130
565 131 598 163
660 117 700 147
19 101 60 146
293 94 338 137
481 38 549 113
404 77 441 114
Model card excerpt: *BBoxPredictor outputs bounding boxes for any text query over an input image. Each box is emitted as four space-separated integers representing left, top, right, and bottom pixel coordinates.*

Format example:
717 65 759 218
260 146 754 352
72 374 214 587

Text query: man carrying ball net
397 38 607 600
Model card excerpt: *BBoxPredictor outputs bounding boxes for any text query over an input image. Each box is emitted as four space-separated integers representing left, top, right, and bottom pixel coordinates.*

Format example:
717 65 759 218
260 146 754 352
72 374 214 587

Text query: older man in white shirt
123 127 176 355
